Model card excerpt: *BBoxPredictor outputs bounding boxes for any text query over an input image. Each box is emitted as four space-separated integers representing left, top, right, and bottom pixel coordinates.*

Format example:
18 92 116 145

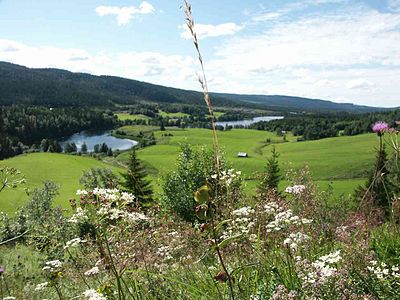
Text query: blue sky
0 0 399 107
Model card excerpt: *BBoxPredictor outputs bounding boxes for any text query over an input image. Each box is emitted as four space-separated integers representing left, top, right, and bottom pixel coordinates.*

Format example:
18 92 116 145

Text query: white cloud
180 23 243 39
0 39 196 88
252 12 282 22
388 0 400 12
197 8 400 107
346 79 376 90
95 1 154 26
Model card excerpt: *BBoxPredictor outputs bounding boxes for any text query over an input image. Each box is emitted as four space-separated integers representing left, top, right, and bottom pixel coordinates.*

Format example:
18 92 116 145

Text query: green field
0 153 124 214
1 129 380 214
118 128 377 196
158 110 190 118
115 113 152 121
129 128 375 178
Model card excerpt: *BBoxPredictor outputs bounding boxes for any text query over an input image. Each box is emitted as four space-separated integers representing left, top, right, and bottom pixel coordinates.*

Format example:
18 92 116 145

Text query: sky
0 0 399 107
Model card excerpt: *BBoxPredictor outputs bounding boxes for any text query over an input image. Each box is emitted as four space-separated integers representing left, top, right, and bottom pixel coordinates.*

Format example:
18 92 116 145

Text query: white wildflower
64 237 86 249
42 260 62 272
76 189 88 196
285 185 306 195
35 282 49 291
283 232 311 251
82 289 106 300
120 192 135 203
84 266 100 276
68 207 88 223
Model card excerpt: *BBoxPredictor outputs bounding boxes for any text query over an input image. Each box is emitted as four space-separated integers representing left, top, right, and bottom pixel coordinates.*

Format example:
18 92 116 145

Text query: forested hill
212 93 391 113
0 61 391 113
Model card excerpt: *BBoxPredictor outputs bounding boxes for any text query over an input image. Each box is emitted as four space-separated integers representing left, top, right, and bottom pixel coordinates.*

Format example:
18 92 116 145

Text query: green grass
116 125 160 136
0 153 124 214
115 113 152 121
122 129 378 196
158 110 190 118
1 129 379 213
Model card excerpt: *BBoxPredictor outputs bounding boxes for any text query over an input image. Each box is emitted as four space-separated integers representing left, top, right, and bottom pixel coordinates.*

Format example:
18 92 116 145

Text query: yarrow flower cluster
70 188 146 225
283 232 311 251
157 245 173 261
76 189 88 196
211 168 241 186
97 207 148 223
82 289 107 300
35 282 49 291
372 121 389 134
264 202 285 215
302 250 342 284
221 206 256 241
42 260 62 272
68 207 88 223
64 237 86 249
84 266 100 276
285 185 306 195
367 260 400 279
266 208 312 233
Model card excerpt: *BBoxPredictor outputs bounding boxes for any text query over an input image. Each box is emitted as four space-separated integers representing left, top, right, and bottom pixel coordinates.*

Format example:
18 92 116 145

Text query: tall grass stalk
183 1 235 299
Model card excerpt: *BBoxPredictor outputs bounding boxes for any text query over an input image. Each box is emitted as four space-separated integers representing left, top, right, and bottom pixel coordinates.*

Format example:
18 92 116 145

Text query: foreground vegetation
0 124 399 299
1 2 399 299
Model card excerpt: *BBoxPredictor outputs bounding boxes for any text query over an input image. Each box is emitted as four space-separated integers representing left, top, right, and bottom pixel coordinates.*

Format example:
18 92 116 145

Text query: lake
215 116 284 128
60 131 138 152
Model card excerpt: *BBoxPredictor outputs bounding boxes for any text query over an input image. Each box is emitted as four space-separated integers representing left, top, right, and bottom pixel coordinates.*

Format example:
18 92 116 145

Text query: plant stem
211 219 235 300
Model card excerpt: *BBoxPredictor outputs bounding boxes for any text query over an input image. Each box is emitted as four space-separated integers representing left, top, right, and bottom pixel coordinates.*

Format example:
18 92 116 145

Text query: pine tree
258 146 281 196
122 148 153 206
81 142 88 154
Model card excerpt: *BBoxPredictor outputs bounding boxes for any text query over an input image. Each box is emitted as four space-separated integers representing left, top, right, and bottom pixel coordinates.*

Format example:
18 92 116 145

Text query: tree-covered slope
0 61 393 112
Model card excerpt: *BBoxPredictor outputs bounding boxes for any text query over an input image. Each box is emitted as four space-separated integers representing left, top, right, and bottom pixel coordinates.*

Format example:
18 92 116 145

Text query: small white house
237 152 248 158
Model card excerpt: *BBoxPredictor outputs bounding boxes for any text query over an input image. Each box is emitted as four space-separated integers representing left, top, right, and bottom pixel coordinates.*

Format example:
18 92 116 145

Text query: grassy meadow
115 113 152 122
0 153 124 214
0 127 379 213
117 127 376 195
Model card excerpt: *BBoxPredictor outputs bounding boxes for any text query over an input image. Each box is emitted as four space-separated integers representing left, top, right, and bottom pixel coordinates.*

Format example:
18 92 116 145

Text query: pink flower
372 122 389 134
0 266 4 275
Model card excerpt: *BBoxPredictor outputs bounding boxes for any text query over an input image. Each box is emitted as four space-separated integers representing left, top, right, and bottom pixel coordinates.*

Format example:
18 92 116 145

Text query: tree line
0 105 118 160
250 110 400 141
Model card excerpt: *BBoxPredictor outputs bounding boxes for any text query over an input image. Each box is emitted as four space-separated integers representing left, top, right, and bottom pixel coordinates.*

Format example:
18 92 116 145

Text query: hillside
0 130 379 213
0 61 390 113
214 93 392 113
0 153 124 213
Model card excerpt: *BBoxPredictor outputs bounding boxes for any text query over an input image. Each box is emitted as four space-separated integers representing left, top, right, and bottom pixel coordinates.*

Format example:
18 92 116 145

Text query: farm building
237 152 248 158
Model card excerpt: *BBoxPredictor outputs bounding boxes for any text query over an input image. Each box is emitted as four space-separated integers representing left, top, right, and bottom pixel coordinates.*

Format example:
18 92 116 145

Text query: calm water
60 131 138 152
215 116 284 128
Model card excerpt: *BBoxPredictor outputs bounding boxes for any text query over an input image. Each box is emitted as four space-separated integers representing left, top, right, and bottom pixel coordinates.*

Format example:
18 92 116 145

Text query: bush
161 145 215 222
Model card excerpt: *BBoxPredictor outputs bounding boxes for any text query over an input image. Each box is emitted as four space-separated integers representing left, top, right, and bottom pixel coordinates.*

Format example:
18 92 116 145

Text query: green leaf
195 204 208 220
194 185 210 204
218 234 242 249
215 219 231 233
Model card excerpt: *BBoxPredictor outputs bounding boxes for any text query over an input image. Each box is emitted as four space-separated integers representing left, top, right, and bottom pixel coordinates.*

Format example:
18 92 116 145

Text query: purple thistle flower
372 122 389 134
0 266 4 275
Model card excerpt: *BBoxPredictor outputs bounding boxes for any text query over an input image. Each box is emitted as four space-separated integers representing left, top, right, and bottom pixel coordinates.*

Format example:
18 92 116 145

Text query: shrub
79 167 119 190
161 144 215 222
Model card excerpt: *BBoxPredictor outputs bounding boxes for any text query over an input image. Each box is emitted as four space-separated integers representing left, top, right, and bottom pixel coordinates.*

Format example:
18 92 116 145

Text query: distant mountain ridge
0 61 392 113
212 93 389 113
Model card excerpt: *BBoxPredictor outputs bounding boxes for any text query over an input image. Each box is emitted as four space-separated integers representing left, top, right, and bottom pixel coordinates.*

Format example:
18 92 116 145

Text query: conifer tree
258 146 281 196
122 148 153 206
81 142 88 154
